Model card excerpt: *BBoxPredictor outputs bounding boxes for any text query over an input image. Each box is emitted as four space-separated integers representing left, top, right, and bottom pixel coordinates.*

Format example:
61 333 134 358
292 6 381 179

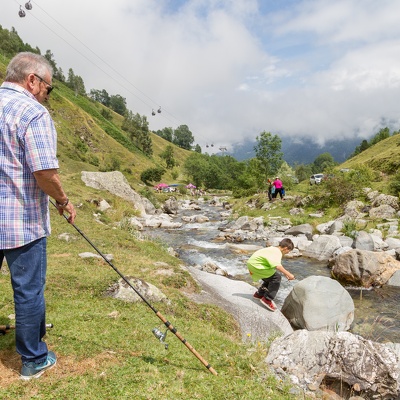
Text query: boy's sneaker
20 351 57 380
253 291 263 299
260 297 277 312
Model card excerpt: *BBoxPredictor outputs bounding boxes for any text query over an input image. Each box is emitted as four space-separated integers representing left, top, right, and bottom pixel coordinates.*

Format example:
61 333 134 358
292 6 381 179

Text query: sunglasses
33 73 53 95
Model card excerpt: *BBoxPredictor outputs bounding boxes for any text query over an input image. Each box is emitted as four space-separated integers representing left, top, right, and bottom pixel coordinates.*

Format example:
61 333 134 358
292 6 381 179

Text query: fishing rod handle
156 311 218 376
0 323 53 331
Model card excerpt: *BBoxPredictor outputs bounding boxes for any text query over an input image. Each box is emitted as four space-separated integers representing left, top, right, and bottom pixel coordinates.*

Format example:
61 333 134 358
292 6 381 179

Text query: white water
146 200 400 343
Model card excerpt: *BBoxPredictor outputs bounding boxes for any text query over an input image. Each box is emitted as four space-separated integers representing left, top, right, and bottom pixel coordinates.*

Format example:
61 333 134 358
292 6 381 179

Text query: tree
183 153 208 187
110 94 127 116
294 163 313 183
122 111 152 156
66 68 86 96
194 144 202 153
140 167 165 184
312 152 336 173
276 161 296 189
0 26 38 57
173 125 194 150
155 127 173 142
370 127 390 146
231 158 261 197
43 50 63 81
89 89 111 107
56 67 65 82
254 131 283 181
160 145 176 169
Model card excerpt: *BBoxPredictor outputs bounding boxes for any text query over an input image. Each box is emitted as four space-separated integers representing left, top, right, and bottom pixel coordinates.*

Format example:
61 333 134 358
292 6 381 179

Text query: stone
371 193 399 210
106 276 170 304
332 249 400 287
385 237 400 250
387 270 400 287
369 204 397 219
284 223 314 240
302 235 342 261
343 201 365 218
98 199 111 212
79 252 113 261
281 276 354 331
266 330 399 399
81 171 149 216
126 217 143 230
163 197 179 215
353 231 374 251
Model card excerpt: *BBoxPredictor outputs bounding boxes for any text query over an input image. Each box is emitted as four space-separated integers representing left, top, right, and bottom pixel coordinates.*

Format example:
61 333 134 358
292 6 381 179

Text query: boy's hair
279 238 294 251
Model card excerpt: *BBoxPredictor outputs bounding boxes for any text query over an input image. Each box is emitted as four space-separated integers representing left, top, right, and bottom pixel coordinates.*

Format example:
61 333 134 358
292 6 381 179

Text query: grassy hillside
340 133 400 175
0 55 192 190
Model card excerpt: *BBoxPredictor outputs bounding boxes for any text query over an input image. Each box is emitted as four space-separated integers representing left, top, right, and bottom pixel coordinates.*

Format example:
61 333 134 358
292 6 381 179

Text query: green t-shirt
247 246 282 282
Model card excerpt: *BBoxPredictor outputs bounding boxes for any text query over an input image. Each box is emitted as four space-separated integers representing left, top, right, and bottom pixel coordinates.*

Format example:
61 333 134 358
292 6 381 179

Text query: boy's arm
276 265 295 280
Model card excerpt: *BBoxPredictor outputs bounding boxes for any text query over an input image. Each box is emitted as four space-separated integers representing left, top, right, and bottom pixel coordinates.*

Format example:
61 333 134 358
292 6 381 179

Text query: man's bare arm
33 169 76 223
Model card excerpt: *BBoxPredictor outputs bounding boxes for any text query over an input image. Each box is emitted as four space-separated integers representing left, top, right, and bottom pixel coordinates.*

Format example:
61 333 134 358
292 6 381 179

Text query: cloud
3 0 400 149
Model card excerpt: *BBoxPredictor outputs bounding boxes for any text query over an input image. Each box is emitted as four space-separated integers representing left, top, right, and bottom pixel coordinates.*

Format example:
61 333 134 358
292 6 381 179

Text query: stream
145 199 400 344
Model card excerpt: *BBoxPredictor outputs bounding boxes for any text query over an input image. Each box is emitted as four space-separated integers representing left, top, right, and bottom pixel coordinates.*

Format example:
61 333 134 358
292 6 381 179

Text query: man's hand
286 273 295 280
56 202 76 224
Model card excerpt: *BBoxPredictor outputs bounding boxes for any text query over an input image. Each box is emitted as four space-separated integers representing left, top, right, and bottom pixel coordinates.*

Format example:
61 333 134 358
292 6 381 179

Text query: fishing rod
50 200 217 376
0 323 53 335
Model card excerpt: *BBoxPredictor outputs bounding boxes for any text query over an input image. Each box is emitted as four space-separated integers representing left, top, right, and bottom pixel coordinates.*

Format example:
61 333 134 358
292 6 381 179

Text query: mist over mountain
229 136 364 165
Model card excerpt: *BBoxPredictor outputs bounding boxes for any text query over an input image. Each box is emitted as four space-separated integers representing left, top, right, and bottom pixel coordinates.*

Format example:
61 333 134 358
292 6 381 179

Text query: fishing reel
152 327 168 350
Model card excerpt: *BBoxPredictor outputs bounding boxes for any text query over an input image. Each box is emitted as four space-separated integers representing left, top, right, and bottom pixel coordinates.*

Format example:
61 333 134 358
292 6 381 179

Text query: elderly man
0 52 76 379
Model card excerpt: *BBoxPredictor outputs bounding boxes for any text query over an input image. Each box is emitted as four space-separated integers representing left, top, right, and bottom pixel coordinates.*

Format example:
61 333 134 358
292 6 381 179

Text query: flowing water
145 199 400 343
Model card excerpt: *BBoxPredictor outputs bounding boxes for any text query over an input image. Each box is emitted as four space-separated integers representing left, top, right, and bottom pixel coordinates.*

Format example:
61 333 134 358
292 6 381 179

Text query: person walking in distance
247 238 295 311
267 179 273 201
0 52 76 380
272 177 283 200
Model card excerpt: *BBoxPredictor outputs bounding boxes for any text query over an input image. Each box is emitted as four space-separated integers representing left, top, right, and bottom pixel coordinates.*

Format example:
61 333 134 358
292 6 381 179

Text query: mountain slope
340 133 400 174
230 135 363 164
0 57 192 188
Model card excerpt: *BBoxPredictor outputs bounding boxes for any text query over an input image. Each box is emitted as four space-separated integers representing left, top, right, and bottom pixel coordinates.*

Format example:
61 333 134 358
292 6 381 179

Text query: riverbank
185 266 293 342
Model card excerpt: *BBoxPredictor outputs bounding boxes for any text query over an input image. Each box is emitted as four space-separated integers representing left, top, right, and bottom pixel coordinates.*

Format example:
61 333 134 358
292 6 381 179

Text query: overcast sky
3 0 400 151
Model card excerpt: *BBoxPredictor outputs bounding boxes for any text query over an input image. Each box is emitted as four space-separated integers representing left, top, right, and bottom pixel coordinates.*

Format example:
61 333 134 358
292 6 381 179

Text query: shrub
389 171 400 196
311 165 376 208
342 219 357 238
140 167 165 184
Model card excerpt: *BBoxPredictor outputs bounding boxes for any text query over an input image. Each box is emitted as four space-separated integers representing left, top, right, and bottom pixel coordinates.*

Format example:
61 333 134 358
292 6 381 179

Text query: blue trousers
1 237 48 364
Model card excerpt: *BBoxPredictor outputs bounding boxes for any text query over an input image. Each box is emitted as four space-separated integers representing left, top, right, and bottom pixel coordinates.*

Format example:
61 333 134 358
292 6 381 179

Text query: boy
247 238 295 311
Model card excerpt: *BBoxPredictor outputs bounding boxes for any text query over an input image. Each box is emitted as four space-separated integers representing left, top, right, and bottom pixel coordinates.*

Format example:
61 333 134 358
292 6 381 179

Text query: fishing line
49 200 217 375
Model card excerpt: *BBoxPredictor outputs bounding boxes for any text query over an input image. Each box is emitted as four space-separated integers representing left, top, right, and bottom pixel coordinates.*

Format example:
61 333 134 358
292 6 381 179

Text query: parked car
310 173 324 185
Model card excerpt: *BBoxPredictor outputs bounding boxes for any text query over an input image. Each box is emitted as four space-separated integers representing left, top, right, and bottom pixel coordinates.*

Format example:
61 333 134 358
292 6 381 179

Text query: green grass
0 197 304 399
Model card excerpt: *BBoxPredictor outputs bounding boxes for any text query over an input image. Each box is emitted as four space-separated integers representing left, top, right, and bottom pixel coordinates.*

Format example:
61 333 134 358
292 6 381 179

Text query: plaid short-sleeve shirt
0 82 59 249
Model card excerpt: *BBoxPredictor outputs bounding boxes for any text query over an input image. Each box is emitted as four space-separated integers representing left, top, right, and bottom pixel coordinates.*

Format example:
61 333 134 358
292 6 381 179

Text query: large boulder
142 214 182 228
369 204 397 219
332 249 400 287
106 276 170 304
343 200 365 219
81 171 151 217
353 231 375 251
387 270 400 287
284 223 313 240
281 276 354 331
266 330 399 399
385 237 400 250
371 193 399 210
302 235 342 261
163 197 179 215
181 215 210 223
